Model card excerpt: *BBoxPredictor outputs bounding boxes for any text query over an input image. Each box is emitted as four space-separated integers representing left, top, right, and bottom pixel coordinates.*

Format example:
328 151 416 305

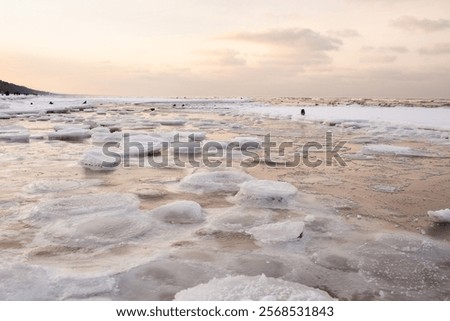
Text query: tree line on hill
0 80 49 96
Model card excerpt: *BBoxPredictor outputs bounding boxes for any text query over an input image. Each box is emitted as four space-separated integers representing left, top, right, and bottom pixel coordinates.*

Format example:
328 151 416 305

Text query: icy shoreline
1 95 449 301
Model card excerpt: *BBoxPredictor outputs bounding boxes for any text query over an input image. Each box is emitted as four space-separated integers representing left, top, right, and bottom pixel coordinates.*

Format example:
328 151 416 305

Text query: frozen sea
0 95 449 300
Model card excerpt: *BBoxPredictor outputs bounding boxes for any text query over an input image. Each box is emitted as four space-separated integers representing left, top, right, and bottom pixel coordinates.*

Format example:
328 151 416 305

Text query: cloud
195 49 246 66
328 29 361 38
361 46 409 53
418 42 450 55
391 16 450 33
219 28 342 68
223 28 342 52
359 46 408 64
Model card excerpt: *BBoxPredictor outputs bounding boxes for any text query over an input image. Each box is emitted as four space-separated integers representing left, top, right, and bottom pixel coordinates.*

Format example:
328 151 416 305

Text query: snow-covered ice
80 149 121 171
41 211 154 247
233 180 298 209
29 193 140 222
1 95 450 301
246 221 305 243
48 127 91 141
0 125 30 142
361 144 434 157
174 275 333 301
150 200 205 224
178 170 255 194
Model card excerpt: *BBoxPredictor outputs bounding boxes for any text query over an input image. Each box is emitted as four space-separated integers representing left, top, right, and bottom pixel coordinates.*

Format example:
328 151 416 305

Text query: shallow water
0 100 449 300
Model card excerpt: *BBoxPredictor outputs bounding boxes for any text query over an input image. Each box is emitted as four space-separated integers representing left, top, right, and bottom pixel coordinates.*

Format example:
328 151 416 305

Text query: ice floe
150 200 205 224
233 180 298 209
174 275 333 301
178 170 255 194
246 221 305 243
80 149 121 171
0 125 30 143
29 193 140 222
361 144 434 157
41 211 153 247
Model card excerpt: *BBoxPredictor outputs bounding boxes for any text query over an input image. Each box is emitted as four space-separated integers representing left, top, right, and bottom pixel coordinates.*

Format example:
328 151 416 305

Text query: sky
1 0 450 98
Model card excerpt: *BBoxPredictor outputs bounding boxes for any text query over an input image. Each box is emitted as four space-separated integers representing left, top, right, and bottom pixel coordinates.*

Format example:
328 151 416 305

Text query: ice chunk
48 127 91 141
30 193 140 221
23 179 103 194
233 180 298 209
174 131 206 141
246 221 305 243
371 184 397 193
151 200 205 224
0 125 30 143
130 187 167 199
208 207 274 232
361 144 433 157
42 212 153 246
179 170 255 194
121 134 163 156
91 131 122 144
174 275 333 301
80 149 121 171
427 208 450 223
158 119 187 126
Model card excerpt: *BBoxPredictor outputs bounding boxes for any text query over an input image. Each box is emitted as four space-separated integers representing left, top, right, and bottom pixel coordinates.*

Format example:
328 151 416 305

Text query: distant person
301 109 305 116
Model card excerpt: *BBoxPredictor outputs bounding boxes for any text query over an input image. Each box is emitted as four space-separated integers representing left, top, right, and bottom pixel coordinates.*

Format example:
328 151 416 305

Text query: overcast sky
1 0 450 97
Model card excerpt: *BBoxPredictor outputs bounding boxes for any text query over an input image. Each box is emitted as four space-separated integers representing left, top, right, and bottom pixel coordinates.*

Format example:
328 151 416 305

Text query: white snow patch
246 221 305 243
150 200 205 224
174 275 333 301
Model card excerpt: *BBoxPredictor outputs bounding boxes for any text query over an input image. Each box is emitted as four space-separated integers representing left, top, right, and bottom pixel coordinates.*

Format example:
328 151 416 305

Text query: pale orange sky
1 0 450 97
